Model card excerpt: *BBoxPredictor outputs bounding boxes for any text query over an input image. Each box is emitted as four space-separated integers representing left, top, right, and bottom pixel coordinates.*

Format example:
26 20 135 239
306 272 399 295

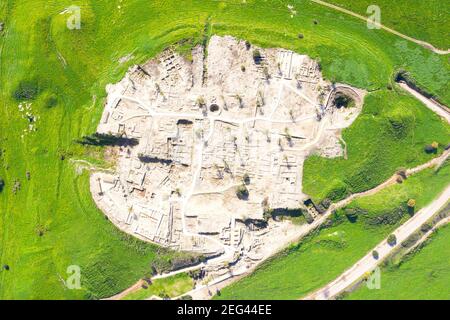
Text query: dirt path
310 0 450 55
304 184 450 300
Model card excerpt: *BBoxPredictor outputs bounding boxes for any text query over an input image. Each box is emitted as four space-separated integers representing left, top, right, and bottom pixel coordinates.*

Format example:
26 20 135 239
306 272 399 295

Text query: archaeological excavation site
90 35 365 281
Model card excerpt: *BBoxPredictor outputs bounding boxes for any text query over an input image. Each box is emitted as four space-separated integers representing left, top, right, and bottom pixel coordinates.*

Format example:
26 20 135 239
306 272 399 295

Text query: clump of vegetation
344 207 366 223
45 96 58 108
366 205 407 226
242 173 250 185
386 109 414 138
196 96 206 107
372 250 379 259
303 211 315 224
13 79 41 101
263 208 274 221
235 94 243 108
407 199 416 208
387 234 397 246
297 33 304 39
316 198 331 213
333 93 354 109
0 178 4 193
262 66 270 80
252 49 262 64
420 222 433 233
424 143 438 154
236 184 249 200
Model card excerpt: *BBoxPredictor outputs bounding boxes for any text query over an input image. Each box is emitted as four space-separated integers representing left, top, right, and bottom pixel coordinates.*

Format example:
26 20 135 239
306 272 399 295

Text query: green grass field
216 163 450 299
122 273 194 300
0 0 449 299
327 0 450 49
346 223 450 300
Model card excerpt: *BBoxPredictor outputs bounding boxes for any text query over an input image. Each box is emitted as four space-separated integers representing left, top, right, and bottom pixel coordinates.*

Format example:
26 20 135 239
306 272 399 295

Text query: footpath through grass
216 163 450 299
326 0 449 50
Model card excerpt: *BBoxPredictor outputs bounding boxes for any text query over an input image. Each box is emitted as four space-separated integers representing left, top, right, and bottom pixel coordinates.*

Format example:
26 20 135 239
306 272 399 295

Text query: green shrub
46 96 58 108
420 223 433 233
387 234 397 246
365 206 407 226
236 184 249 200
252 49 262 64
372 250 379 259
13 79 40 101
385 109 414 139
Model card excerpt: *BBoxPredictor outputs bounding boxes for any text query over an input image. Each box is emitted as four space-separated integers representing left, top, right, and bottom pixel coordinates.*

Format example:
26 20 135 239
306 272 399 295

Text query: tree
431 141 439 149
242 173 250 185
252 49 262 64
236 184 249 200
387 234 397 246
196 96 206 107
424 144 436 154
407 199 416 208
372 250 379 259
235 94 243 108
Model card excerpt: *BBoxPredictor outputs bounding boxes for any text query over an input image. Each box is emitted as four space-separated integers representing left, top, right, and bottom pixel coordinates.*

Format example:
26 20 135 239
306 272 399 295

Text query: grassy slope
216 163 450 299
346 223 450 300
122 273 194 300
326 0 449 49
0 0 449 299
303 89 450 202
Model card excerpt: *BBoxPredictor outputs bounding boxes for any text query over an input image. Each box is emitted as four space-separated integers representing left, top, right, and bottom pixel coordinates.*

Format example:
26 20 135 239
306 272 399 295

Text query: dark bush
334 93 354 109
0 178 4 192
420 223 433 233
304 211 314 224
252 49 262 64
387 234 397 246
366 206 406 226
424 144 437 154
236 184 249 200
320 198 332 209
46 96 58 108
13 79 40 101
401 233 419 248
